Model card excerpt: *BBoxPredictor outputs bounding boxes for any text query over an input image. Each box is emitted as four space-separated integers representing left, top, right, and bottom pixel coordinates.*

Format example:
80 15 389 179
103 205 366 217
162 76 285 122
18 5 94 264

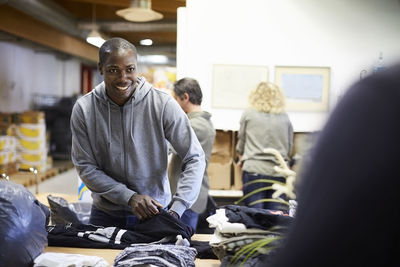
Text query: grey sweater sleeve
162 99 206 216
287 119 294 157
236 111 247 155
70 103 135 207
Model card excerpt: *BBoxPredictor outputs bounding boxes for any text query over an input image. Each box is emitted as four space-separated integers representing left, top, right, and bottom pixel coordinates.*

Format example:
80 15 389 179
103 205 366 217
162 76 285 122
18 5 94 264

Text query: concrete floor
27 167 78 196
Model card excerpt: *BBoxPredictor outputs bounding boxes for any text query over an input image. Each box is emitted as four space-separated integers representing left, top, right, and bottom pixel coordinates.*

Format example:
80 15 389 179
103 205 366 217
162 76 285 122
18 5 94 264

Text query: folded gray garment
114 243 197 267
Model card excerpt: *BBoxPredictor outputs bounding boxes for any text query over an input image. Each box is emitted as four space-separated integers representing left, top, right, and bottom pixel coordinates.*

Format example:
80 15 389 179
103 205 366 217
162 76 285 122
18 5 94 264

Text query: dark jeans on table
242 171 286 211
89 205 139 229
180 208 199 232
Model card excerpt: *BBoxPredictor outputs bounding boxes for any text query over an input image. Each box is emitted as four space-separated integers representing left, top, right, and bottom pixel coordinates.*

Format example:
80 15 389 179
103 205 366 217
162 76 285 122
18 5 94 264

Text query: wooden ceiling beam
68 0 130 7
0 5 98 62
67 0 186 12
152 0 186 13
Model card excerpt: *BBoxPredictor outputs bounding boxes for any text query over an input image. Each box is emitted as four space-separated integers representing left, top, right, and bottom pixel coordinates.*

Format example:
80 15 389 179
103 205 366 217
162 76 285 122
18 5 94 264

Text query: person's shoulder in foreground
269 64 400 267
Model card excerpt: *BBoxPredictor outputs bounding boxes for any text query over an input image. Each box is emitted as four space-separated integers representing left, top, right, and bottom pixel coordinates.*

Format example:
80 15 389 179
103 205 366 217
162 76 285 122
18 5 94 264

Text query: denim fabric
89 205 135 229
181 209 199 232
242 171 286 210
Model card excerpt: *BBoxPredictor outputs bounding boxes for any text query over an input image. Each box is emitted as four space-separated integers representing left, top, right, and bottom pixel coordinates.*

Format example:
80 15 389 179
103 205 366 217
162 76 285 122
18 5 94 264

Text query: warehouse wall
0 41 82 112
177 0 400 131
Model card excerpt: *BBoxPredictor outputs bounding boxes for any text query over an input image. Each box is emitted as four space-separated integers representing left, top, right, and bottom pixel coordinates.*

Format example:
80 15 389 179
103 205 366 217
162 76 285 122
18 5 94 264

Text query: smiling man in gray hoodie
70 38 205 228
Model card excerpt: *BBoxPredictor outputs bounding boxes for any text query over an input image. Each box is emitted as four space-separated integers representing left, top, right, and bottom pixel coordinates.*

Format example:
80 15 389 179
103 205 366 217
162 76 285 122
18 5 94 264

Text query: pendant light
86 4 106 48
116 0 163 22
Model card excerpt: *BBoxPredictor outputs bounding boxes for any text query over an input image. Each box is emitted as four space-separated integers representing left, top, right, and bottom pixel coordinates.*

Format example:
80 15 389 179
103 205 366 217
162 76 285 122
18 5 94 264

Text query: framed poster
212 64 269 109
275 66 330 112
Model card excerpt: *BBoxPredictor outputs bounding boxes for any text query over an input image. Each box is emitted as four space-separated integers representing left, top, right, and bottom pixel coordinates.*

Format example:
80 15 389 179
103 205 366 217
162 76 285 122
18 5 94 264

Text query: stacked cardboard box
208 129 242 190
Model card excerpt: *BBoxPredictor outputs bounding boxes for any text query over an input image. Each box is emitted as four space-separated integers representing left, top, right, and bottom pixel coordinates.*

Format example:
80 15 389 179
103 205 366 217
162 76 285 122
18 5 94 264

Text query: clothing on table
189 240 218 259
269 65 400 267
89 204 141 229
114 243 197 267
223 205 292 231
47 209 194 249
207 206 290 264
70 76 205 218
33 252 108 267
169 111 216 228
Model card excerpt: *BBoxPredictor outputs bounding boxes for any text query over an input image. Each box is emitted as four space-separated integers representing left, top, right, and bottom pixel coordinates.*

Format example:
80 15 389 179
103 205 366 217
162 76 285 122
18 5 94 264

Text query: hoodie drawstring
107 101 112 149
130 101 134 141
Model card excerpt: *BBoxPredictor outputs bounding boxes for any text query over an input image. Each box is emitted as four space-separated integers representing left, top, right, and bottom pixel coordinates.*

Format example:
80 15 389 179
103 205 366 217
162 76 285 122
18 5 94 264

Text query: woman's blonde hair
249 82 286 113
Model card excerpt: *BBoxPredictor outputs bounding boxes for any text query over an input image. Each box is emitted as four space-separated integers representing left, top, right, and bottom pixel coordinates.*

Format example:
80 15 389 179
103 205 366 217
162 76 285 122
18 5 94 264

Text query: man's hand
129 194 163 221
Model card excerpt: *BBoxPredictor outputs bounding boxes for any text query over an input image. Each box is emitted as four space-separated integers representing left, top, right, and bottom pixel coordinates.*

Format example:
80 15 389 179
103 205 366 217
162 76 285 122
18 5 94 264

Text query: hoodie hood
90 76 153 149
92 76 151 106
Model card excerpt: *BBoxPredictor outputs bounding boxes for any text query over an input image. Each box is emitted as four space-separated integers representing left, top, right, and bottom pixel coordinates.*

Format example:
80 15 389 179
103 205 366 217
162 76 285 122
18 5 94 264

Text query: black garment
223 205 293 230
48 209 193 248
190 240 218 259
270 65 400 266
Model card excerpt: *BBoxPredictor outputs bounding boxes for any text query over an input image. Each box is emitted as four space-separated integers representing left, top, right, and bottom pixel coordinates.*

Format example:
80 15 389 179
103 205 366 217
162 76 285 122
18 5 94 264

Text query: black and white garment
114 244 197 267
47 209 193 249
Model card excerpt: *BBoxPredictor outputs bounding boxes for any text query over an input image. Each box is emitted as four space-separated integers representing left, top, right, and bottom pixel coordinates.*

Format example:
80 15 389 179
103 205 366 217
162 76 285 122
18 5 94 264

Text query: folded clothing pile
207 205 293 266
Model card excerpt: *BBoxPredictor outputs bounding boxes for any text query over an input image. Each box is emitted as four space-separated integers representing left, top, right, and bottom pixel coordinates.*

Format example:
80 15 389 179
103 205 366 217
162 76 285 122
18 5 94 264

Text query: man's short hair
173 78 203 105
99 37 137 65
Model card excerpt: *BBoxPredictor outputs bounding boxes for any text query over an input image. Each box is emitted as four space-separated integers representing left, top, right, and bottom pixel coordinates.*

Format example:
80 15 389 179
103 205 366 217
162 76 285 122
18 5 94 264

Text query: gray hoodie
70 77 205 217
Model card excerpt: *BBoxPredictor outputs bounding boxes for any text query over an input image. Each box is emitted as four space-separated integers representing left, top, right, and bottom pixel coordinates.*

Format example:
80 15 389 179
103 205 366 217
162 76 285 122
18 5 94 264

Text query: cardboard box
232 162 243 190
208 155 232 190
212 130 233 157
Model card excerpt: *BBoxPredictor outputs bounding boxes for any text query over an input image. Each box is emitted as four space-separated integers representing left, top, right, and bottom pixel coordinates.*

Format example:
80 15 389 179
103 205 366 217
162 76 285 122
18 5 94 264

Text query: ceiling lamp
116 0 163 22
140 39 153 46
86 30 106 48
86 4 106 48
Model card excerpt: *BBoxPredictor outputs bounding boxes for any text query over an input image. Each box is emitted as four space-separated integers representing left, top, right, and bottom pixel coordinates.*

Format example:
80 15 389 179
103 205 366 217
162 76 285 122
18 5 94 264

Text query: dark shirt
270 64 400 266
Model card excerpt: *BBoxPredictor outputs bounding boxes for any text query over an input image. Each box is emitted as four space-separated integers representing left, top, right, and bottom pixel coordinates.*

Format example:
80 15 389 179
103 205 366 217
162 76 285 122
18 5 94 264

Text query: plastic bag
0 180 49 267
47 195 91 225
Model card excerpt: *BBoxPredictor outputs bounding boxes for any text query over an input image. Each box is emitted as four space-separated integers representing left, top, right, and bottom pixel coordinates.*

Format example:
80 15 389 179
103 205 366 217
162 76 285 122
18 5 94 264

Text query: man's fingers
152 199 163 208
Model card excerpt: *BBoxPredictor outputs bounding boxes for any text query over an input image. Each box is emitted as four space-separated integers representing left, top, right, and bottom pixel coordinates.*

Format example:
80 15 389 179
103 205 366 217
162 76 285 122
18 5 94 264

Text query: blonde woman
236 82 293 210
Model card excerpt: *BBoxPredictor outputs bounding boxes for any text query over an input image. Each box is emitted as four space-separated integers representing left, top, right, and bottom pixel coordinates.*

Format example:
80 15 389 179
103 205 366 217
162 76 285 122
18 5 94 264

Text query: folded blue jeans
242 171 286 210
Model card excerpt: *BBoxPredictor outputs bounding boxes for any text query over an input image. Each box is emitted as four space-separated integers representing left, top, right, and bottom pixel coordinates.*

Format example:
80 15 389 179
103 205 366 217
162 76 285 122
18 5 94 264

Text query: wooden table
44 234 220 267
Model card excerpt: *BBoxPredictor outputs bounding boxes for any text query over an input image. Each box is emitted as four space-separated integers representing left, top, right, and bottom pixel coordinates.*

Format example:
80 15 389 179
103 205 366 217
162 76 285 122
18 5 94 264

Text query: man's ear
98 63 103 75
183 92 190 101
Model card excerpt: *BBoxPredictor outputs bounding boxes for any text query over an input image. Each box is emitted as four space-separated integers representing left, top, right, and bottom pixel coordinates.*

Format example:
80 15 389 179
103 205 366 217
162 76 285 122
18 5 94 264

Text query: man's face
99 49 137 105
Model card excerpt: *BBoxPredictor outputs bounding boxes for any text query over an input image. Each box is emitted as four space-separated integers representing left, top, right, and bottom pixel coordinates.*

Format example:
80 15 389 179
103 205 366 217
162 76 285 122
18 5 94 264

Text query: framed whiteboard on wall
212 64 269 109
275 66 330 112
